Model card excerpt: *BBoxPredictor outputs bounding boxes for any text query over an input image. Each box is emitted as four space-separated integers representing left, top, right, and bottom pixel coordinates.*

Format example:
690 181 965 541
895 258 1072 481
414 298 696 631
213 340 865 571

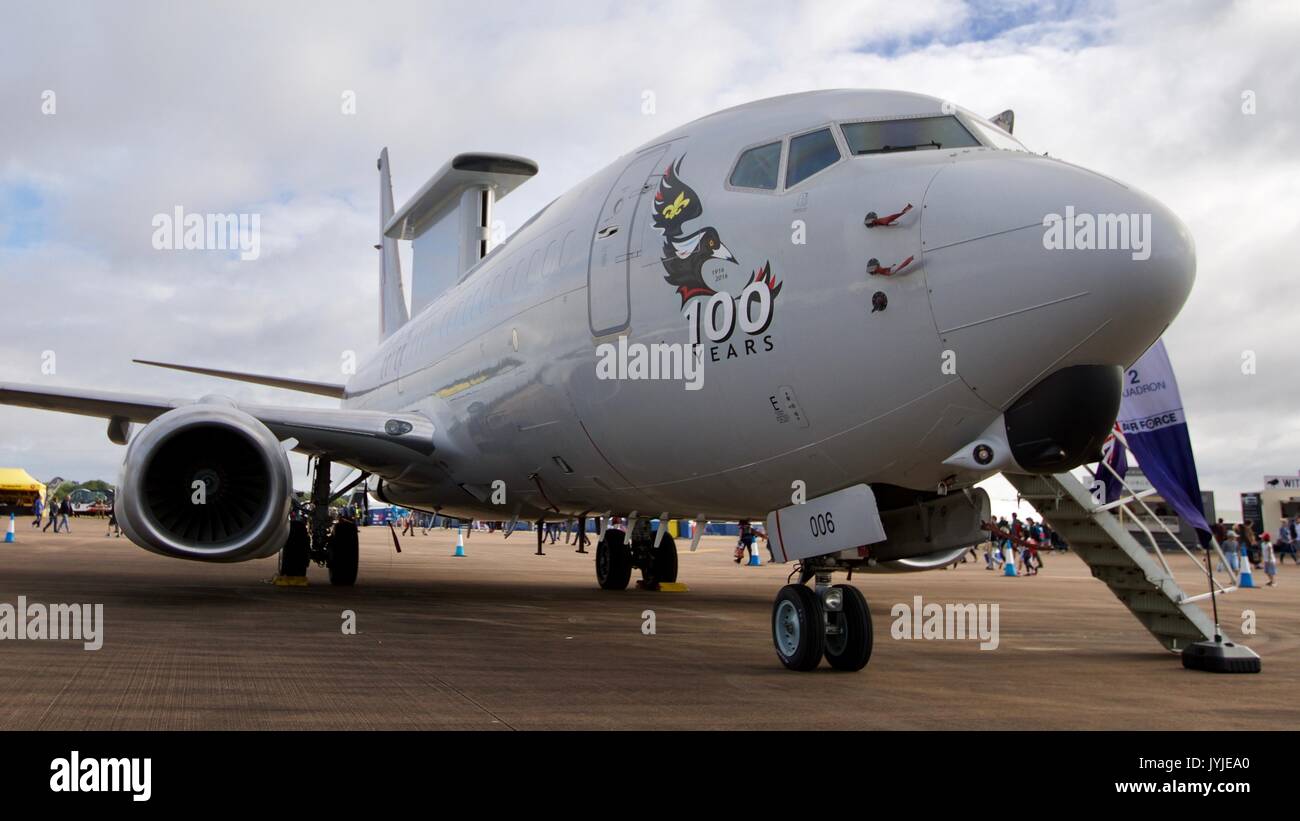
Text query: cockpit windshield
960 115 1029 152
840 116 980 155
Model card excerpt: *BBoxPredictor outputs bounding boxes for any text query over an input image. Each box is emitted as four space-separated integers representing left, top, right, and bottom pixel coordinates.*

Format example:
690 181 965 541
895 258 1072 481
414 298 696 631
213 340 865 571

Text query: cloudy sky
1 0 1297 517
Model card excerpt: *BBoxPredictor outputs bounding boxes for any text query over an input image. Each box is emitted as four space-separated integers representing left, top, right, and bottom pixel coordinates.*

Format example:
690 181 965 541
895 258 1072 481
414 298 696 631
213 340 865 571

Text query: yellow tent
0 468 46 508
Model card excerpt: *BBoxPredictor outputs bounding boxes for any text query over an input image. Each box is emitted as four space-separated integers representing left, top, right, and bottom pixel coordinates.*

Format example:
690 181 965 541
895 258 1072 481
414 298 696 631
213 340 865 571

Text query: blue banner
1115 340 1211 544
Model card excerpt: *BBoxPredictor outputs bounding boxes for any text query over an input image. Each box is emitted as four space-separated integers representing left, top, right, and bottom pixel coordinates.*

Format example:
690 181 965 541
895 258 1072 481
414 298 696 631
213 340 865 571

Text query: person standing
31 495 43 529
42 496 58 532
1026 519 1045 574
1219 531 1240 574
58 497 71 533
1278 519 1299 564
993 516 1010 570
735 519 755 565
106 499 121 537
1212 518 1228 545
1030 525 1044 573
1259 533 1277 587
1241 522 1259 566
1276 523 1295 564
752 522 773 562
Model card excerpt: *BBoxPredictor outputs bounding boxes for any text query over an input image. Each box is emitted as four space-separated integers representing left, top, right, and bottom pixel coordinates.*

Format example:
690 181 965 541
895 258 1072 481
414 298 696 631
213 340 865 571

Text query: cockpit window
840 115 980 155
961 115 1029 151
730 141 782 190
786 128 841 187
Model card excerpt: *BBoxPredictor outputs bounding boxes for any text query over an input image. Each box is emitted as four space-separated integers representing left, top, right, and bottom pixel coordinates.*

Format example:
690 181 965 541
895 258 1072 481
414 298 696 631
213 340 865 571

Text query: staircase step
1003 471 1215 652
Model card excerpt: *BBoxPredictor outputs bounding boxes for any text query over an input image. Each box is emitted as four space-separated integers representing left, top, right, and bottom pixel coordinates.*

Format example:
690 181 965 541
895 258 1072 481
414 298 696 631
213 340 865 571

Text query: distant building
1241 474 1300 538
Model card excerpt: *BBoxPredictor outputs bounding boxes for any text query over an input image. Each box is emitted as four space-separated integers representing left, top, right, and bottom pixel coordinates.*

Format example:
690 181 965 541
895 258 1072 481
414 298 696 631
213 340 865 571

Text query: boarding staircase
1002 470 1236 652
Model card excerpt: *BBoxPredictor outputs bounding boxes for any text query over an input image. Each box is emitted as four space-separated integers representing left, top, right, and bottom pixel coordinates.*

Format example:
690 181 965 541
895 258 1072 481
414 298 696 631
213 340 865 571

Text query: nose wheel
772 574 873 672
773 584 825 671
823 584 873 671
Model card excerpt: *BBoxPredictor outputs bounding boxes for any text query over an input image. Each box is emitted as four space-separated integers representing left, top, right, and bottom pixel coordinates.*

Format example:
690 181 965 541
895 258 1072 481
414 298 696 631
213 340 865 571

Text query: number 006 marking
810 511 835 537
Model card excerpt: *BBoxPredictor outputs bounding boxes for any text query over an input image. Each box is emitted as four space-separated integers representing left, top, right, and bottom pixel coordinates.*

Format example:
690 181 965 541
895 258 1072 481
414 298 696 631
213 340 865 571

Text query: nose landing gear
772 563 873 672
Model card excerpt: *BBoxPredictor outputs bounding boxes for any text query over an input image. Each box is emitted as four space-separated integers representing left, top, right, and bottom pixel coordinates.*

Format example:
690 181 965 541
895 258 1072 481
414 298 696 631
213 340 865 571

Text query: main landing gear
595 518 678 590
276 456 360 586
772 560 873 672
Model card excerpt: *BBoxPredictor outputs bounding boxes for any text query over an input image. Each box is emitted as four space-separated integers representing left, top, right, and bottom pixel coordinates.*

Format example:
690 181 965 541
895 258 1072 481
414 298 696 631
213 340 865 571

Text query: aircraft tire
596 530 632 590
823 584 873 672
278 519 310 577
327 520 359 586
651 532 678 584
772 584 825 671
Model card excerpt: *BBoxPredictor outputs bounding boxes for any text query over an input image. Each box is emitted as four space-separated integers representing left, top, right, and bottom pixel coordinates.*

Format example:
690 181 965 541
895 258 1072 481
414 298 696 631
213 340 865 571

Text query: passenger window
729 141 781 190
785 129 840 188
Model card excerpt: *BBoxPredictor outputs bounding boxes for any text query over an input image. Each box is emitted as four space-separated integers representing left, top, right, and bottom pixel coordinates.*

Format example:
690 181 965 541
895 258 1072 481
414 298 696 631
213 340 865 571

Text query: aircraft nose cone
1113 190 1196 330
922 154 1196 410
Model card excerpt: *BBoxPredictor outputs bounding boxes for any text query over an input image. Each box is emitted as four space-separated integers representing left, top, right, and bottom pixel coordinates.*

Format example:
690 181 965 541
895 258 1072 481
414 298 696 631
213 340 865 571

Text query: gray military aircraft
0 90 1195 671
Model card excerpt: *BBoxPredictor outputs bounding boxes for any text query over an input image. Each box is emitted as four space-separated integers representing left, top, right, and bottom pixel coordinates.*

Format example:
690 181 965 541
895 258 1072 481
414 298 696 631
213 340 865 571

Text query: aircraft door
587 145 669 336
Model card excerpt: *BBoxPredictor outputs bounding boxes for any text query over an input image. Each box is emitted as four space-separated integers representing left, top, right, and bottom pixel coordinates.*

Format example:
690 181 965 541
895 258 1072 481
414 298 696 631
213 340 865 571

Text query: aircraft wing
132 359 347 399
0 382 434 474
0 382 183 424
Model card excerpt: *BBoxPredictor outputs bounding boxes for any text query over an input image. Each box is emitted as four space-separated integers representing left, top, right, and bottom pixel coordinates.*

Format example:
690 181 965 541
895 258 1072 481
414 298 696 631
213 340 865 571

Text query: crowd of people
29 495 72 534
980 512 1066 576
1213 516 1299 588
28 493 120 536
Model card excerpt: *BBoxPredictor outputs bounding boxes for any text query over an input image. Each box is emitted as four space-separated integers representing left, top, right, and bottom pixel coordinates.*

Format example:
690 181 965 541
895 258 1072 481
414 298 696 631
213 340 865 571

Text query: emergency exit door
588 145 669 336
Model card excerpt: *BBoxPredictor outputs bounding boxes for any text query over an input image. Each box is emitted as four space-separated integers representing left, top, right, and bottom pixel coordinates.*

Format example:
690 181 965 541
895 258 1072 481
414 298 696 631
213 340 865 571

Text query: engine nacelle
116 400 293 562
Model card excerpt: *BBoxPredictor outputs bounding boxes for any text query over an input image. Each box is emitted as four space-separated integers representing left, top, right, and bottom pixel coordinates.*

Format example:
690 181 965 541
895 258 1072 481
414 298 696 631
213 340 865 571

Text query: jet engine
116 399 293 562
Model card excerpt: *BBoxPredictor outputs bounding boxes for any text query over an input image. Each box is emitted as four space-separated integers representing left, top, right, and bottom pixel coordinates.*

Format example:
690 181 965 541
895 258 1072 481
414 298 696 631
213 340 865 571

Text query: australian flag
1098 427 1129 504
